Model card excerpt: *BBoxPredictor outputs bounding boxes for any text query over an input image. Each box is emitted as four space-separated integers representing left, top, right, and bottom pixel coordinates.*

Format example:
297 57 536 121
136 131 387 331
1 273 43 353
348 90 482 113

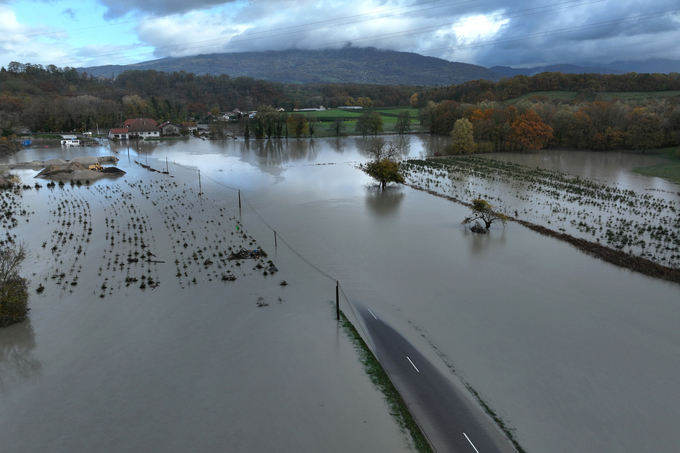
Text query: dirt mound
70 156 99 165
45 158 67 166
36 162 125 181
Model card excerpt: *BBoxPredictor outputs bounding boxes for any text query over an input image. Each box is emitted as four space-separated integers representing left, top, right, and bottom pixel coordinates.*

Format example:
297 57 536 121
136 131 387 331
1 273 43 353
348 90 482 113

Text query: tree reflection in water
365 187 405 218
0 320 41 392
462 227 507 256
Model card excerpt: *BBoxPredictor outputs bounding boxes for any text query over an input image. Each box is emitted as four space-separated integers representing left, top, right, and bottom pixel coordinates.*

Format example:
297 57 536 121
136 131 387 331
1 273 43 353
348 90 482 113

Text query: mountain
604 58 680 74
78 47 502 86
490 59 680 78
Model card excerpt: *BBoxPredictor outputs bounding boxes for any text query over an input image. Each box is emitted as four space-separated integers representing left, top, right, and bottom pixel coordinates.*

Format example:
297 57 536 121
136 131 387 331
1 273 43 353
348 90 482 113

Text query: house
126 118 160 139
159 121 181 136
181 122 198 132
124 118 157 128
108 128 129 140
60 134 80 146
298 105 326 112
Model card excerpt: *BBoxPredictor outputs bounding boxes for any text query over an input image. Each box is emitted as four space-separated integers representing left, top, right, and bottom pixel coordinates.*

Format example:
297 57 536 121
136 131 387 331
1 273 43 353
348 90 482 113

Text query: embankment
407 183 680 285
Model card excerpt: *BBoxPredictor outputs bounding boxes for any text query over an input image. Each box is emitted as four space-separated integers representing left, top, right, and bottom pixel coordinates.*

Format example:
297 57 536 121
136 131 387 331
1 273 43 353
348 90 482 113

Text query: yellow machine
88 163 103 171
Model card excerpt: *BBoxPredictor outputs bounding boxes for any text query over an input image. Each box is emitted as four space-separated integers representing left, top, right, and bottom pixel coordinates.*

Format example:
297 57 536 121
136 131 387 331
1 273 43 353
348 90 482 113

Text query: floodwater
2 136 680 453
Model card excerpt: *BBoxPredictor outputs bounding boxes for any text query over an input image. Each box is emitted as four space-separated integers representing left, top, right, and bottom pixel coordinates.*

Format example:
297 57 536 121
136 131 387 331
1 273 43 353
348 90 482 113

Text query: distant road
356 304 517 453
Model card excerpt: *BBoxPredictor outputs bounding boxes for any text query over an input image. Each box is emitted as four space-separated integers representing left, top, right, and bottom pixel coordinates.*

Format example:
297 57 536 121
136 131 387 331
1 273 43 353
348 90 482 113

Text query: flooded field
1 136 679 452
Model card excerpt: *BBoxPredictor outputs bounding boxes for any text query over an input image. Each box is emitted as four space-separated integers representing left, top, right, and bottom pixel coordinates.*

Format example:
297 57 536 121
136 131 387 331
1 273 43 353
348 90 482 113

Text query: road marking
464 432 480 453
406 356 420 372
367 309 377 320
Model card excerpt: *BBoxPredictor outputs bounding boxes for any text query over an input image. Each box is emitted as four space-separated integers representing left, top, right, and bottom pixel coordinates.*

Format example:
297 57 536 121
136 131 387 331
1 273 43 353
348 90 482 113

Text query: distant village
103 105 362 141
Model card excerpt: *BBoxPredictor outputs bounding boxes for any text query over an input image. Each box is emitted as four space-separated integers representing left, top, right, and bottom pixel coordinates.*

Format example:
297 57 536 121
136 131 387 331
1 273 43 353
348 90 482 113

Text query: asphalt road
355 304 517 453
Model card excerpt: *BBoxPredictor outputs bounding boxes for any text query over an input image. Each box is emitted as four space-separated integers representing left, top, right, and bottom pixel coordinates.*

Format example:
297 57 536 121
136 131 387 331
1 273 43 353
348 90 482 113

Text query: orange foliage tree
510 110 553 150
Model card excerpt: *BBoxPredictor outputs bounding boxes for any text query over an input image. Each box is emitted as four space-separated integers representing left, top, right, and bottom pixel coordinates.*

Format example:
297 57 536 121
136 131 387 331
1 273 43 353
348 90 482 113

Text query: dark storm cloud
472 0 680 66
98 0 240 19
95 0 680 67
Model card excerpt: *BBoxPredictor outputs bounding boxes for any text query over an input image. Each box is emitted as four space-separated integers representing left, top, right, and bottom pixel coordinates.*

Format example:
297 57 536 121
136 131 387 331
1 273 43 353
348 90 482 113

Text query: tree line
0 62 415 135
411 71 680 106
419 97 680 153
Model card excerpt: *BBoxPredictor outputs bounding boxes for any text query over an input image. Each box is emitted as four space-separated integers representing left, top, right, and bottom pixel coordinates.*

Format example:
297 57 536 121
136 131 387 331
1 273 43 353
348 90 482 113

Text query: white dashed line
367 309 377 320
464 432 480 453
406 356 420 372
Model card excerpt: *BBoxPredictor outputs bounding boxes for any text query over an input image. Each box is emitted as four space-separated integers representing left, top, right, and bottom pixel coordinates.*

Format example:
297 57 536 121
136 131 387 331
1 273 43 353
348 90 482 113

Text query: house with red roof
107 128 129 140
126 118 160 139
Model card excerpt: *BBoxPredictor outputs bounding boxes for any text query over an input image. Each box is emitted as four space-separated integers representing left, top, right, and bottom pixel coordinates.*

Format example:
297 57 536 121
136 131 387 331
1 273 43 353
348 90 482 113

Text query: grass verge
630 147 680 184
339 310 433 453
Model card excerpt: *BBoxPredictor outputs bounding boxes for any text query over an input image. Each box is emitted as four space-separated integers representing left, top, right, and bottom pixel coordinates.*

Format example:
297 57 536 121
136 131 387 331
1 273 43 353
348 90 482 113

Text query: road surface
355 304 518 453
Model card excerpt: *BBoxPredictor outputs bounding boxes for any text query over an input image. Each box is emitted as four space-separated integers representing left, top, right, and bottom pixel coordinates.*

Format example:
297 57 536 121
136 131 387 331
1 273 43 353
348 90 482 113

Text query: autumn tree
394 111 412 134
362 139 405 189
307 113 319 136
419 100 437 133
328 118 346 136
287 113 309 137
450 118 475 154
461 199 508 232
510 109 553 151
255 105 278 139
0 244 29 327
355 112 383 135
627 108 663 152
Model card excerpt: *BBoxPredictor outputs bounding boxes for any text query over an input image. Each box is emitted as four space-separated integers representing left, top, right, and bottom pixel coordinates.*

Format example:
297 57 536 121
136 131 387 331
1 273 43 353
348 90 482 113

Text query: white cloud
2 0 680 69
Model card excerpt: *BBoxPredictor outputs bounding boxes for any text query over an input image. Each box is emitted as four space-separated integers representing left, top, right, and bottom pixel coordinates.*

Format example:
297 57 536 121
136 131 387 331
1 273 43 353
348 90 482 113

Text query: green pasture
631 147 680 184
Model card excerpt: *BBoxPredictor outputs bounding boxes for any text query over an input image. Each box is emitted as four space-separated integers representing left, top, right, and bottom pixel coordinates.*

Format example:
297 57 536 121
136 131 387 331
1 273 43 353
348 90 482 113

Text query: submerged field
2 137 680 453
402 155 680 269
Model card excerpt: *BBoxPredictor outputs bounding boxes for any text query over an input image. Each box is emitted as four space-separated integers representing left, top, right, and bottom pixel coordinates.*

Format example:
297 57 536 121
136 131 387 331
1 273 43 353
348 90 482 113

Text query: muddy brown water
1 137 679 453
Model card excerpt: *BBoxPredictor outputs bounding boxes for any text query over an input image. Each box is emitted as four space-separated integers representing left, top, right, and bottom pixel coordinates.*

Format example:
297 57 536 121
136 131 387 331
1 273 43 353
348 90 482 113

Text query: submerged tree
462 198 508 231
450 118 475 154
0 244 29 327
362 139 405 189
355 112 383 136
394 111 412 134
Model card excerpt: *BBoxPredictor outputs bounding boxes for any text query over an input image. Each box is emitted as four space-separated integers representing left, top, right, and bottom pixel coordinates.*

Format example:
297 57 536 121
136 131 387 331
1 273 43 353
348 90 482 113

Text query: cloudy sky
1 0 679 70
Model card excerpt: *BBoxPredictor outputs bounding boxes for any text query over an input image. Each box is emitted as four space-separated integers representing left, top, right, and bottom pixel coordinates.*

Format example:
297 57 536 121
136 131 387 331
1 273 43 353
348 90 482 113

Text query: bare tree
0 243 29 327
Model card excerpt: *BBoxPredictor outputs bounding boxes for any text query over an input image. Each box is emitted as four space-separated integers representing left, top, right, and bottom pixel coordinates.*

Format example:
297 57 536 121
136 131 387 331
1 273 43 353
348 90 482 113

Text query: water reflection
461 227 507 255
364 187 405 218
0 320 41 392
328 137 346 154
355 136 412 158
420 135 452 158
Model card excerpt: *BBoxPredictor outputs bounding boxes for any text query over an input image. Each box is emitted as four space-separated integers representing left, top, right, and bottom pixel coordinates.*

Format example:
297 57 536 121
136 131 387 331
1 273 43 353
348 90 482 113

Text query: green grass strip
339 310 433 453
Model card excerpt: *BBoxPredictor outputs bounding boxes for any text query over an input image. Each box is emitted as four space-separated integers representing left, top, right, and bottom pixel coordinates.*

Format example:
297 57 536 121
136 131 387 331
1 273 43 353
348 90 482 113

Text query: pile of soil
0 140 20 157
36 162 125 181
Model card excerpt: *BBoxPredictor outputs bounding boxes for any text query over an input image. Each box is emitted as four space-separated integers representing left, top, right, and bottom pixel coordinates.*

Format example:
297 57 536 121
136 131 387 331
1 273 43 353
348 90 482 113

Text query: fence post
238 190 242 209
274 230 277 247
336 281 340 321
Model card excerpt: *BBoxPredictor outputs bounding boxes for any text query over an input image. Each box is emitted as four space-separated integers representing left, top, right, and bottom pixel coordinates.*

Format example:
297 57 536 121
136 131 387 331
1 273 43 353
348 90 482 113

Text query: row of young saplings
125 177 279 288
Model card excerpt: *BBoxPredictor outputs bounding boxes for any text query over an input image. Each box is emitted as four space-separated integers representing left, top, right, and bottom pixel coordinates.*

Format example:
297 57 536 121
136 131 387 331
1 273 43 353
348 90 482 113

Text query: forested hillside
0 62 416 133
2 61 680 154
79 48 502 86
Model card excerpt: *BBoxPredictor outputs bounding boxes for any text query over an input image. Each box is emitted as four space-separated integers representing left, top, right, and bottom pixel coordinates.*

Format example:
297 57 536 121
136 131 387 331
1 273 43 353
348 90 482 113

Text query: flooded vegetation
1 137 679 453
402 155 680 270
